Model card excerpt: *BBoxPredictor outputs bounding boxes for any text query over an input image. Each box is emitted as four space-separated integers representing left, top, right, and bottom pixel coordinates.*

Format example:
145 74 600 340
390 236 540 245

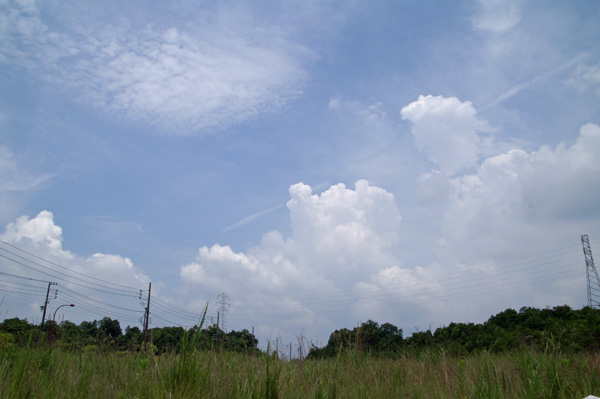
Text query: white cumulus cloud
182 180 402 294
1 211 64 251
0 211 150 325
179 180 404 337
401 95 491 175
287 180 401 279
404 121 600 294
441 122 600 249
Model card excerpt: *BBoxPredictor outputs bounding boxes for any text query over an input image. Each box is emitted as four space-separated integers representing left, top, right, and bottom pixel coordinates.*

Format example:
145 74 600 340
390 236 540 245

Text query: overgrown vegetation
0 342 598 398
308 305 600 358
0 316 258 354
0 305 599 398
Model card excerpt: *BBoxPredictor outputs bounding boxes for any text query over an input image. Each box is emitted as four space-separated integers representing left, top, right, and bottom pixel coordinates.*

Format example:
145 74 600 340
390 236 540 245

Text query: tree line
0 317 258 354
2 305 599 357
307 305 600 358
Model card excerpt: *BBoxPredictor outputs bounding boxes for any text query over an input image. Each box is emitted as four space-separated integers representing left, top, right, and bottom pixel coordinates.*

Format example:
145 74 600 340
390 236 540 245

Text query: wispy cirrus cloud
0 1 314 135
486 55 588 109
471 0 523 33
567 63 600 95
0 145 54 224
223 204 283 233
0 146 53 192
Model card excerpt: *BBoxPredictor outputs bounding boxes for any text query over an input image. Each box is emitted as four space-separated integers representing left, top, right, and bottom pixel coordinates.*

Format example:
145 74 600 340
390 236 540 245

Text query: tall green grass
0 343 598 398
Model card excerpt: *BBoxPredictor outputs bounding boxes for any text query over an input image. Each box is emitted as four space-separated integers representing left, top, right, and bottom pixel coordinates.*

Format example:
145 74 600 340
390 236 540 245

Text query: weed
1 345 599 398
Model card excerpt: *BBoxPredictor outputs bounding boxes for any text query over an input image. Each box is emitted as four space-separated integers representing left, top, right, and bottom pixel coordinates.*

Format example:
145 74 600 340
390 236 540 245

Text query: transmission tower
216 292 230 332
581 235 600 309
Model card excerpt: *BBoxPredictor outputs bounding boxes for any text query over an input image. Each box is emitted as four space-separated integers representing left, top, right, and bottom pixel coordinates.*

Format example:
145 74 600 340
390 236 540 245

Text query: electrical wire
246 262 583 317
151 297 206 321
0 250 140 296
56 291 142 323
151 313 188 328
0 239 589 331
230 250 583 311
231 244 583 304
0 270 53 283
58 286 141 314
0 279 47 290
0 240 144 291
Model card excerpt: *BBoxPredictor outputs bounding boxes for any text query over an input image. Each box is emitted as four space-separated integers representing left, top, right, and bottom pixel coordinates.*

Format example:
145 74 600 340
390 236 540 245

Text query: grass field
1 343 599 398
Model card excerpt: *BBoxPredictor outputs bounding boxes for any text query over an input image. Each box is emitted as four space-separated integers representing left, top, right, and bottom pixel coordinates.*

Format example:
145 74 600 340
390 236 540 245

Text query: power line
0 270 53 284
309 265 582 316
150 301 199 322
151 297 206 320
56 290 141 322
0 279 47 290
231 244 582 304
58 286 141 314
0 284 46 295
0 240 144 291
0 290 44 307
229 254 583 317
231 249 583 311
151 313 187 327
0 238 589 331
0 286 46 298
0 249 140 295
248 262 582 318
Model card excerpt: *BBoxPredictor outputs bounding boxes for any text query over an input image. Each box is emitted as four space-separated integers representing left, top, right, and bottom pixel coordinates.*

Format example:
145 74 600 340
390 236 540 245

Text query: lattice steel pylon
581 235 600 309
216 292 230 333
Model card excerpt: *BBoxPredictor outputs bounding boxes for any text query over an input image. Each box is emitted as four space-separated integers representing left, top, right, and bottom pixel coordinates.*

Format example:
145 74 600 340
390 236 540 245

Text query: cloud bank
1 120 597 344
177 120 596 341
440 122 600 254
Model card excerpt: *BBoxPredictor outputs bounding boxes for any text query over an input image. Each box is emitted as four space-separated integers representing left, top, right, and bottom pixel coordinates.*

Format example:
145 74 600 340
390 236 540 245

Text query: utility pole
40 282 57 330
143 282 152 351
581 235 600 308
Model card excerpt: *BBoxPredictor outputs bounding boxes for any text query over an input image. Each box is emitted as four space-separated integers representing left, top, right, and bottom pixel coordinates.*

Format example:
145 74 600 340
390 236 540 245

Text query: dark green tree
0 317 35 344
0 317 34 335
79 320 99 344
99 317 122 340
122 325 142 350
151 326 185 353
226 329 258 352
308 320 404 358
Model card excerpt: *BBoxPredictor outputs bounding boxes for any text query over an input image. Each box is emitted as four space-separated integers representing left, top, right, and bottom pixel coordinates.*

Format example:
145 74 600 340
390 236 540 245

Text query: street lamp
49 304 75 345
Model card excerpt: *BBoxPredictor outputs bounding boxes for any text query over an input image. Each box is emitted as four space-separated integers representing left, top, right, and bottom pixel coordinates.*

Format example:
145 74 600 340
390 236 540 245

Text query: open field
1 344 599 398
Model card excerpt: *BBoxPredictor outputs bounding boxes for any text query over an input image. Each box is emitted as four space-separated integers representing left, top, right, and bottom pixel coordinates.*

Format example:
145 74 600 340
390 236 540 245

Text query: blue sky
1 0 600 351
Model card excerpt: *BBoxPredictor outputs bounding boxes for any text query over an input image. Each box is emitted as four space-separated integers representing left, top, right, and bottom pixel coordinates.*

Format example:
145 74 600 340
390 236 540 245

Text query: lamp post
49 304 74 345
